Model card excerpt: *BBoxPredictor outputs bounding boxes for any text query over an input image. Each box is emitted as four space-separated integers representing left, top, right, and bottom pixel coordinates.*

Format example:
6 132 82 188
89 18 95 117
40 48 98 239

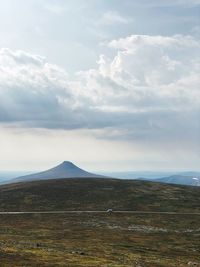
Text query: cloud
0 34 199 148
99 11 130 25
0 48 75 129
192 25 200 36
73 34 200 146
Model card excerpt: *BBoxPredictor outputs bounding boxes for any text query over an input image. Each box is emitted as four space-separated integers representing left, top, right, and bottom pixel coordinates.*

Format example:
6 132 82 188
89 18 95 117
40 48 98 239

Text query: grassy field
0 213 199 266
0 178 199 266
0 178 199 212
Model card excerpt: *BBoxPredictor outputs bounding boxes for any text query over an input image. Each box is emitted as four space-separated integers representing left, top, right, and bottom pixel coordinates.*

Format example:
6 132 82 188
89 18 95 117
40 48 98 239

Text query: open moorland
0 213 199 266
0 178 199 266
0 178 199 212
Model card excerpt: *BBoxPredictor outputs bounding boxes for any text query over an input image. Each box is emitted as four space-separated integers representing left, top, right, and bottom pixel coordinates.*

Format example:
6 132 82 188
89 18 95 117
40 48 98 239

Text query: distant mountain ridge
155 175 200 186
10 161 103 183
139 175 200 186
101 171 200 180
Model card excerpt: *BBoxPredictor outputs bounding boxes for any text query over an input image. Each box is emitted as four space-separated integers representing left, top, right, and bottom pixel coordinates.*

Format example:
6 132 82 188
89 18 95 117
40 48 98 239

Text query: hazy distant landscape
1 162 200 187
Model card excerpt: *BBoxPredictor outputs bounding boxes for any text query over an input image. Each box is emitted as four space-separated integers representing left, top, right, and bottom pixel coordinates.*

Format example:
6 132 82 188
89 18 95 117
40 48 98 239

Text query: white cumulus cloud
0 34 199 147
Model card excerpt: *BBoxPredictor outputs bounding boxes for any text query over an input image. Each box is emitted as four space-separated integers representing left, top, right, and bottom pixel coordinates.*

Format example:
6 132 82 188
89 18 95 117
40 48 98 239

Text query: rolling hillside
0 178 199 212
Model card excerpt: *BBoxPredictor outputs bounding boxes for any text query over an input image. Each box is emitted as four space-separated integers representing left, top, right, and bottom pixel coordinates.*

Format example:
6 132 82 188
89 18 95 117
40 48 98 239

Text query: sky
0 0 199 172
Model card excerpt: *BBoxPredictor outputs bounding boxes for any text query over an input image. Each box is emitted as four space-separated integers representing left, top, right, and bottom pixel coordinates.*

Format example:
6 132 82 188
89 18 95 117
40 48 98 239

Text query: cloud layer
0 34 199 146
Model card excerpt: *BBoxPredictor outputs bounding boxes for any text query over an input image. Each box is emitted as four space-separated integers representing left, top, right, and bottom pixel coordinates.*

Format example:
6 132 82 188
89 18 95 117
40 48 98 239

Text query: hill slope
0 178 199 212
10 161 102 183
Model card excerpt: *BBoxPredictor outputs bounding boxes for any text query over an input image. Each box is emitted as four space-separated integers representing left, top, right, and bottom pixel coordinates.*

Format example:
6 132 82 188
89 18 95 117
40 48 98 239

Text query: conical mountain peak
12 161 102 183
55 161 82 171
60 161 77 167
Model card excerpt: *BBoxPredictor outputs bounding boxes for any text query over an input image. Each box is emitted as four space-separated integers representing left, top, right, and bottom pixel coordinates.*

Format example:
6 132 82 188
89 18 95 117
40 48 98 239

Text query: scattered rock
188 261 200 266
71 250 86 256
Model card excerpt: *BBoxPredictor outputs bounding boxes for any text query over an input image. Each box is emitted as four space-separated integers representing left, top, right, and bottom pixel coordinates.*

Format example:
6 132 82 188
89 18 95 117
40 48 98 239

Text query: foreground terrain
0 178 199 266
0 213 199 266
